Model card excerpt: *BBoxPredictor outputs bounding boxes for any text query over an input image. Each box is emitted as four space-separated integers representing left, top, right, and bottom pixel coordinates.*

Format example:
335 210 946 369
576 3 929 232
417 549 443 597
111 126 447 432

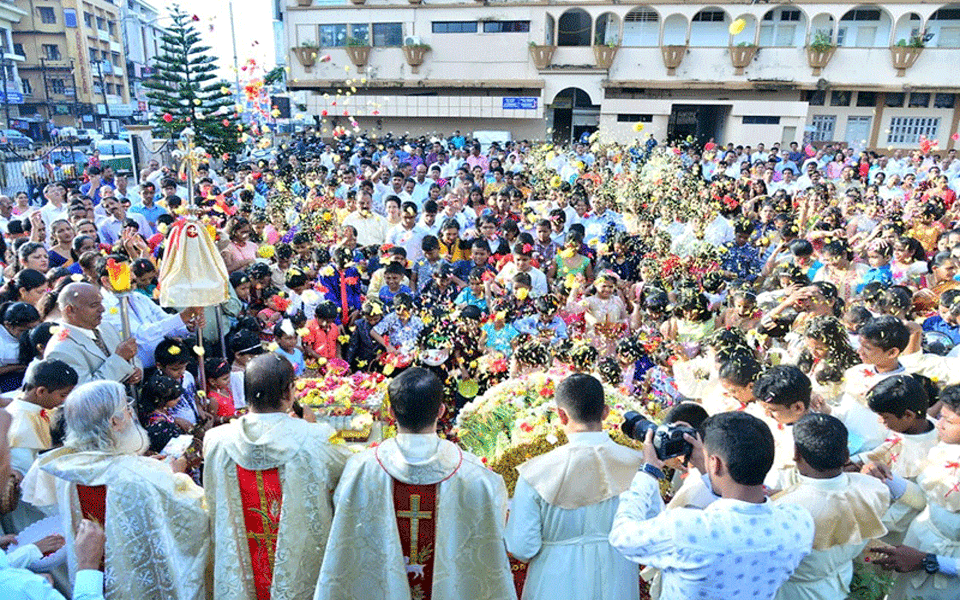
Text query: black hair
22 358 78 393
753 365 811 408
597 357 621 387
0 268 45 304
1 301 39 328
285 269 309 290
154 337 190 367
793 413 848 472
137 374 184 422
421 235 439 252
859 315 909 352
384 261 405 277
555 372 606 423
844 305 873 333
19 321 57 364
315 300 339 321
941 384 960 414
789 238 814 257
388 367 443 431
292 232 312 246
701 412 775 486
718 353 762 387
204 357 231 380
244 353 295 412
867 374 930 419
664 402 709 432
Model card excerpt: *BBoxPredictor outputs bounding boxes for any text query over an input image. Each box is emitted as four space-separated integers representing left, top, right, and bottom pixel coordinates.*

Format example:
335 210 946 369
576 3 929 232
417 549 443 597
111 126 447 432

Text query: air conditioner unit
403 35 422 46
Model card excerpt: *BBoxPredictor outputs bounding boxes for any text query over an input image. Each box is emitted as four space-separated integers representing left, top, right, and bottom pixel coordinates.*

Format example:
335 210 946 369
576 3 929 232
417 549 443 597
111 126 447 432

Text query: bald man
44 282 141 385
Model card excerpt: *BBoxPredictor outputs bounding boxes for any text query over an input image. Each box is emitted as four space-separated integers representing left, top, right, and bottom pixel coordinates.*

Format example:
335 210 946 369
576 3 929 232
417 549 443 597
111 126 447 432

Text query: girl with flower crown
566 271 628 357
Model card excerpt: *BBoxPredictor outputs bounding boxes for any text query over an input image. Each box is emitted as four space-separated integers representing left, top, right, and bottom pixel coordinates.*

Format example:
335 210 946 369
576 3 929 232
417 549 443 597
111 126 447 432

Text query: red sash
237 466 283 600
76 485 106 568
393 481 438 600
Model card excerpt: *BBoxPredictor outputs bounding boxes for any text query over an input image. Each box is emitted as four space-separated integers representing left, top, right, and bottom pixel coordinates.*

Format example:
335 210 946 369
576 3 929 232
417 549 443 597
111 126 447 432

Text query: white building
0 0 28 124
120 0 165 122
282 1 960 151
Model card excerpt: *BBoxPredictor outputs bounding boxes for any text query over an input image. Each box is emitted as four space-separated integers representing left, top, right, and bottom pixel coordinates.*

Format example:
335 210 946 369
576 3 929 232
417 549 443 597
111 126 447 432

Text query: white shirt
0 547 104 600
610 471 814 600
100 289 190 369
96 211 152 245
386 224 429 263
495 262 548 298
341 211 389 246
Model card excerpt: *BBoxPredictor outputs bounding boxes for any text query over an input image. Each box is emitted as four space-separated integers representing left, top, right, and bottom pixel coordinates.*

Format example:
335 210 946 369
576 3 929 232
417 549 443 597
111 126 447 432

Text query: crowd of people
0 127 959 600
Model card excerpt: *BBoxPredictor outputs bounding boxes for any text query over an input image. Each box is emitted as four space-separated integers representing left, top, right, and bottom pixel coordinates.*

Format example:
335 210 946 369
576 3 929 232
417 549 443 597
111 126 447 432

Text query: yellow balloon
729 18 746 36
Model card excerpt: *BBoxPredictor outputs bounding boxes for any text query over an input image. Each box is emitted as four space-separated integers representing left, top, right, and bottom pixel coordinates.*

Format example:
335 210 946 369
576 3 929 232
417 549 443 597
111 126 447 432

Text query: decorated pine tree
144 5 241 156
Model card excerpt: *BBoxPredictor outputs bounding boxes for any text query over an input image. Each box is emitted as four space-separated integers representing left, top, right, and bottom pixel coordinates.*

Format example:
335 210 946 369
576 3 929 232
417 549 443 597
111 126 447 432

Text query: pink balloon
804 144 816 157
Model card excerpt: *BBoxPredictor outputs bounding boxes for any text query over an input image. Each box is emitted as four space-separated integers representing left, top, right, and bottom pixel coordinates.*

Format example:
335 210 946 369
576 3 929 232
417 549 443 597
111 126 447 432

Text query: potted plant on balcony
806 31 836 76
402 41 430 73
890 30 930 77
593 40 619 70
729 41 757 75
661 44 687 76
345 37 371 67
529 41 557 70
292 41 319 70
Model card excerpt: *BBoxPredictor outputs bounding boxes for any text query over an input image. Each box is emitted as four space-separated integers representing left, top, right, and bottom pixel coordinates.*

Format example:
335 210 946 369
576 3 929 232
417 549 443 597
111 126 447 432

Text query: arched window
929 5 960 47
838 7 892 47
759 7 807 46
595 12 621 45
558 9 592 46
690 8 730 46
623 8 659 47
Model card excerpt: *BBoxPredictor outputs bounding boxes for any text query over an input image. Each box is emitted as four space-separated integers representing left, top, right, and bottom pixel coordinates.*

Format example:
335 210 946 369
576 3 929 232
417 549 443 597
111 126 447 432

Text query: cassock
23 447 209 599
888 442 960 600
1 398 53 533
772 473 889 600
504 431 642 600
203 413 350 600
314 433 516 600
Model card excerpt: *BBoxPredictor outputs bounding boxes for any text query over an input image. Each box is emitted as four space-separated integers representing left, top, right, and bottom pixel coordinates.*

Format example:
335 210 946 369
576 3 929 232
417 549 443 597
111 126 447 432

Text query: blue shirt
514 315 568 343
720 242 763 282
130 203 168 229
379 284 413 306
274 347 306 376
857 264 893 294
922 315 960 345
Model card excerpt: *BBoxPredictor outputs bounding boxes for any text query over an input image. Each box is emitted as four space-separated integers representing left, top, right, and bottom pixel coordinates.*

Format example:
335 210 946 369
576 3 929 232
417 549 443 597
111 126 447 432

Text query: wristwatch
641 463 665 480
921 553 940 574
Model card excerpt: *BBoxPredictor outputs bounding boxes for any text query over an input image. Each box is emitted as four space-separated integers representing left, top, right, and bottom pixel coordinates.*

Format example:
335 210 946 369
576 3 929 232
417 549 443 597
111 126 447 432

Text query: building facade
282 1 960 150
13 0 130 130
120 0 163 124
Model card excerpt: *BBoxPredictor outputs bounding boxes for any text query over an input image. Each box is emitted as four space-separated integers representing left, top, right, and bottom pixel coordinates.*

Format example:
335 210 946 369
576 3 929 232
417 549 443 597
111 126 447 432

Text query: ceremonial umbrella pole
105 258 138 400
158 127 231 396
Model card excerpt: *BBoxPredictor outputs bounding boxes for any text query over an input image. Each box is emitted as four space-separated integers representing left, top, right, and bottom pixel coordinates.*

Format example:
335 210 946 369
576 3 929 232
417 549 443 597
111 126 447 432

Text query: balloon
633 122 645 132
805 144 816 157
729 18 746 36
704 142 717 152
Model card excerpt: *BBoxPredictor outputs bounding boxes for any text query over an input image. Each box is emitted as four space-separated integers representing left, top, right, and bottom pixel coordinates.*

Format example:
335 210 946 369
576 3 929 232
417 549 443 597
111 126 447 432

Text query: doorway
551 88 600 145
667 104 730 146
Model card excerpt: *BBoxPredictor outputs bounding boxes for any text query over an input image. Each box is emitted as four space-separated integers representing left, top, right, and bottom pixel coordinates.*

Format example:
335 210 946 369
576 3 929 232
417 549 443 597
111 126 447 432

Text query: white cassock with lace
314 433 517 600
23 447 209 600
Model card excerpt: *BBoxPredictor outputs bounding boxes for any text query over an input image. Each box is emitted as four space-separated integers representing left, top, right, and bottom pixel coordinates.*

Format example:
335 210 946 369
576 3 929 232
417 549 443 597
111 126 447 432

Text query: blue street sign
1 92 23 104
502 97 538 110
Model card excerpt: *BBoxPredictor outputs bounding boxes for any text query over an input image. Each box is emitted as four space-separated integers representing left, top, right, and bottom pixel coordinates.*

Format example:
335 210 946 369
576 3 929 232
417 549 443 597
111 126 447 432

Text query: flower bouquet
296 371 389 441
454 365 646 494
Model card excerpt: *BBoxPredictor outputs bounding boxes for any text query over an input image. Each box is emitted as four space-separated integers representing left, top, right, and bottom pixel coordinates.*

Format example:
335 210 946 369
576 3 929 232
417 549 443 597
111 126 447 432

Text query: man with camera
504 373 643 600
609 411 815 599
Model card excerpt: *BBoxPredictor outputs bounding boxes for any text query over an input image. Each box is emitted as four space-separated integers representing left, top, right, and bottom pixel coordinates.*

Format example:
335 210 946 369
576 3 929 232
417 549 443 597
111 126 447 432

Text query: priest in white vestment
204 353 350 600
504 373 642 600
22 380 209 600
315 367 516 600
772 414 889 600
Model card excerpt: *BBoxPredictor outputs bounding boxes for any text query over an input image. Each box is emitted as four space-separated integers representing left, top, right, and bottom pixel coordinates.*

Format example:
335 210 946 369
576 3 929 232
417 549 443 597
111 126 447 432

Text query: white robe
314 433 516 600
203 412 350 600
772 473 890 600
2 399 52 534
504 431 642 600
889 443 960 600
23 447 209 600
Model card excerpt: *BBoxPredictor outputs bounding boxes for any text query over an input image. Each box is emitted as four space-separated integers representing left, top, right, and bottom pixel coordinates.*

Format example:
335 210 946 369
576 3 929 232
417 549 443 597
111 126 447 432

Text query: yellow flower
268 342 279 352
297 327 310 337
168 346 181 356
558 248 575 259
338 334 350 344
514 287 529 301
258 245 276 259
193 346 205 356
565 274 577 288
633 122 644 132
108 306 120 315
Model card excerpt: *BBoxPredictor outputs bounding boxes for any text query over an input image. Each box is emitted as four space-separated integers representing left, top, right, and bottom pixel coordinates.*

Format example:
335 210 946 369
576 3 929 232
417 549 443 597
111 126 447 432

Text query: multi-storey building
281 1 960 150
13 0 130 129
120 0 164 124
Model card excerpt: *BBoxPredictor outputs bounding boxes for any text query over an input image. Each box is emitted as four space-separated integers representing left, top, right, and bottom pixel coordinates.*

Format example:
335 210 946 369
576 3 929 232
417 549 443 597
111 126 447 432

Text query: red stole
77 485 107 568
393 481 438 600
338 270 349 323
236 466 283 600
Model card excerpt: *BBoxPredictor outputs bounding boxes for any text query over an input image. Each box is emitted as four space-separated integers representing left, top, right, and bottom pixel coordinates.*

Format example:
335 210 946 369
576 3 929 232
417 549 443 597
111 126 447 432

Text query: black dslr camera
621 411 696 461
